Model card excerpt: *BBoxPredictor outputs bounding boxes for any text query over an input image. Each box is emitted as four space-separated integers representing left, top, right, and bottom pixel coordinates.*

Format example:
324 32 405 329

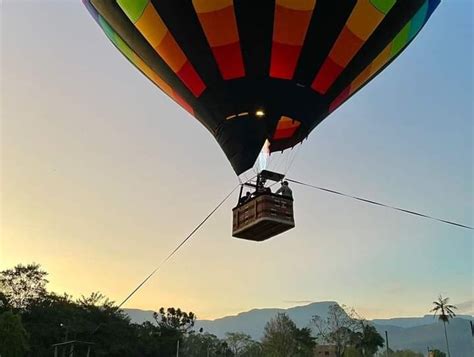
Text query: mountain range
125 302 473 356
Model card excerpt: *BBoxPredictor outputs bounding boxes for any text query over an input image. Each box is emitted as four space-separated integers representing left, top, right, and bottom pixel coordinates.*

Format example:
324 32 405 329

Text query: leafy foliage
430 349 447 357
225 332 254 355
0 263 198 356
154 306 196 332
312 304 384 357
431 295 456 323
350 323 384 356
0 262 405 357
0 263 48 309
182 332 233 356
0 311 29 357
293 326 316 357
312 304 359 357
262 313 297 356
261 313 315 357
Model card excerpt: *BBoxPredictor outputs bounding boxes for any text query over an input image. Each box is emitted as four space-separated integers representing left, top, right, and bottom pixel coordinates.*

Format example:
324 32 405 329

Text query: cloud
455 300 473 315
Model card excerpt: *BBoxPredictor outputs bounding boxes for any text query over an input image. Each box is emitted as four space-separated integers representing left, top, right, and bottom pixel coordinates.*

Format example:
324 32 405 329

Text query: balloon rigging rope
284 144 302 176
116 184 240 310
286 178 473 230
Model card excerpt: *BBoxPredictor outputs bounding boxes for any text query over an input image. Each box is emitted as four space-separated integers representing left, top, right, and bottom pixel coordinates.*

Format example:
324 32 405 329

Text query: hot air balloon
83 0 440 241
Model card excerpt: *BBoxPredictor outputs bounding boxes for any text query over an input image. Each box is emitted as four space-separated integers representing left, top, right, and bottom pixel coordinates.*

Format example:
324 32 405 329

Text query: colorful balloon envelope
84 0 440 175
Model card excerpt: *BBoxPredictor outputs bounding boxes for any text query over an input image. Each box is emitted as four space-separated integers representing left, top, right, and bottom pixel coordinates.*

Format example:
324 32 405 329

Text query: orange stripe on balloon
99 10 195 115
121 1 206 97
312 0 396 94
328 1 432 114
270 1 316 79
193 1 245 79
134 55 194 115
273 116 301 140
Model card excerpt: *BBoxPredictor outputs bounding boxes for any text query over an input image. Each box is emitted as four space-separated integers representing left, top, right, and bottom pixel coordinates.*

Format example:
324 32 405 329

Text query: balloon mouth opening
257 139 271 172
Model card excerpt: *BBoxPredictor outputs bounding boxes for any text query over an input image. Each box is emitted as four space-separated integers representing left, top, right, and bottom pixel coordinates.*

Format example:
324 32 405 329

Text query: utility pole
176 339 180 357
385 331 390 357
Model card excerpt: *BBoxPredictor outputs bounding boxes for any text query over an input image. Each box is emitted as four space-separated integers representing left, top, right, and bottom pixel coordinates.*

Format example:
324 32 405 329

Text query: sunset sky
1 0 472 320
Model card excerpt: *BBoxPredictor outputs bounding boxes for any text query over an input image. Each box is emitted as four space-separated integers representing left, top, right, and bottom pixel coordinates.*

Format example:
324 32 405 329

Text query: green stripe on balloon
391 22 410 56
99 16 134 61
117 0 148 23
409 1 429 40
98 16 115 41
370 0 397 14
114 35 135 62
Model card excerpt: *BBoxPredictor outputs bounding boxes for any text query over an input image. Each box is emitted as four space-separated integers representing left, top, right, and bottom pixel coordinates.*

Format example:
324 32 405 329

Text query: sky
1 0 472 320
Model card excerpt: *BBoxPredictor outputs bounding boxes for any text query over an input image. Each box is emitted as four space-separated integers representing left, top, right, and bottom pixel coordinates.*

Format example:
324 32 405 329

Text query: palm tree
430 295 457 357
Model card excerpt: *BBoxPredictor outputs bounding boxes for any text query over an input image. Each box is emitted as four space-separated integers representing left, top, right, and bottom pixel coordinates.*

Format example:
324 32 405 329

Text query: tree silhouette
262 313 298 357
312 304 359 357
0 263 48 309
430 295 457 357
225 332 254 356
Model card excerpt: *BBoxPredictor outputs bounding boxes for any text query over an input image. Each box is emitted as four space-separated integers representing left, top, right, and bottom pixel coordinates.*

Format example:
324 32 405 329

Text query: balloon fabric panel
84 0 440 175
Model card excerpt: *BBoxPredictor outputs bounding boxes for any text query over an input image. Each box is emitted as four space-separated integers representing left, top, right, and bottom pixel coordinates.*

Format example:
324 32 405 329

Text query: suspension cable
90 183 235 337
287 178 472 230
115 184 239 310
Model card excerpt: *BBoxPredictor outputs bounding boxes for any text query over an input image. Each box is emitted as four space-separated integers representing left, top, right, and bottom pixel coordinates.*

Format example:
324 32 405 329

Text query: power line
286 178 473 230
116 184 239 310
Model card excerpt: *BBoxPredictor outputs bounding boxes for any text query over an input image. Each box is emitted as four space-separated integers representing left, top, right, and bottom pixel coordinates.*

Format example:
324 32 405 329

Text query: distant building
314 345 337 357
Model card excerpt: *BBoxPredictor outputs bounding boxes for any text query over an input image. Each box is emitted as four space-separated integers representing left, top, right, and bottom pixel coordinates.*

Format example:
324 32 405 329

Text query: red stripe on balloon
173 93 194 115
270 43 302 79
329 86 350 112
311 57 344 94
212 43 245 80
176 61 206 97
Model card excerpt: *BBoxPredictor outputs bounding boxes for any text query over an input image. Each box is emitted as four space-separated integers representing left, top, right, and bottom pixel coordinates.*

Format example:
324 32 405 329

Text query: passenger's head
282 181 288 186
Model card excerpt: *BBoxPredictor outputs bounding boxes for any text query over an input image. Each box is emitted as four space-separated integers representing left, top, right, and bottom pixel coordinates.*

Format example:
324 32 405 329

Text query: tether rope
116 184 240 310
287 178 472 230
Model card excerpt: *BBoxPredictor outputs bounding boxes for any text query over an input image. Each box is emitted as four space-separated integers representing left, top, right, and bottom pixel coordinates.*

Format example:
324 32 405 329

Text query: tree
154 307 196 333
1 263 211 356
0 311 29 357
293 326 316 357
181 332 233 357
240 340 263 357
261 313 298 357
430 349 447 357
20 292 139 357
312 304 359 357
350 323 384 356
225 332 254 356
430 295 456 357
151 307 197 356
0 291 10 313
0 263 48 309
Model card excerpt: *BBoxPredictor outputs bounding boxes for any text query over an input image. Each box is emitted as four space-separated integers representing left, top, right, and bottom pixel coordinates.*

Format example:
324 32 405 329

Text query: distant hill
124 302 473 356
195 301 337 340
125 308 157 325
374 318 473 357
373 314 474 329
126 301 337 339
